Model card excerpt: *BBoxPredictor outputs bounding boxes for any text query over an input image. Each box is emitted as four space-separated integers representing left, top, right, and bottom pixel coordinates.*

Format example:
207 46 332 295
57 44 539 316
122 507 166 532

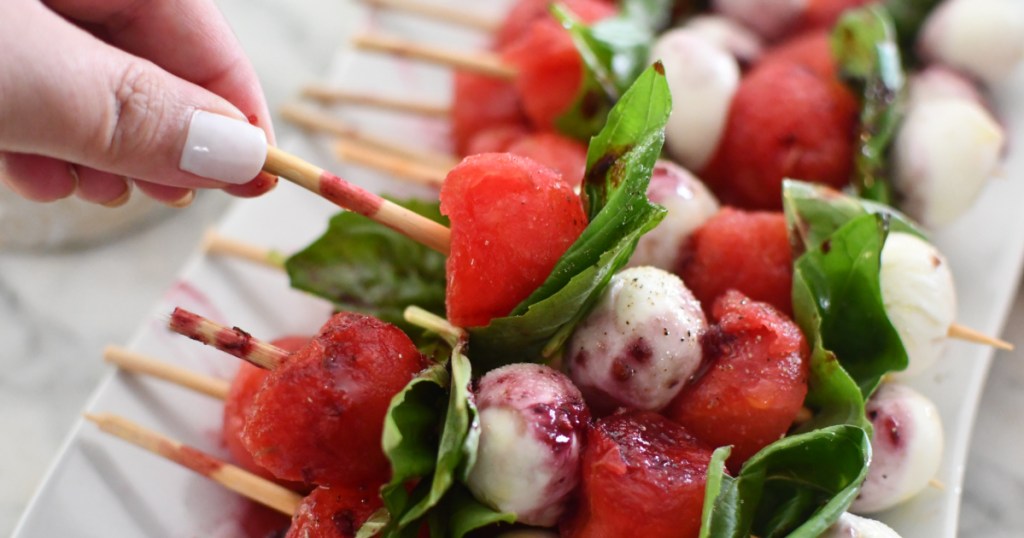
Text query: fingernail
101 179 133 208
179 111 267 184
166 190 195 209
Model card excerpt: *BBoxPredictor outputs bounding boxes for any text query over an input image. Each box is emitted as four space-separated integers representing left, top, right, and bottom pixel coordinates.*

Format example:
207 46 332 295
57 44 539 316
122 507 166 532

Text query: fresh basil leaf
375 363 449 533
468 66 669 371
782 180 924 258
700 447 733 538
832 6 906 204
366 342 486 536
428 484 516 538
792 214 907 398
792 270 869 432
552 2 664 140
285 199 448 335
701 425 870 538
396 347 479 526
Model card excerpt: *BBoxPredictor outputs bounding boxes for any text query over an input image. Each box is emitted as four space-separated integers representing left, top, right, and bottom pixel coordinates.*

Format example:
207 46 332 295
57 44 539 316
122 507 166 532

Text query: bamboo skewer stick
168 307 288 370
301 85 451 118
85 413 303 516
104 345 230 400
358 0 500 32
947 323 1013 351
352 34 516 79
263 146 451 255
335 139 449 188
281 103 456 167
203 230 286 269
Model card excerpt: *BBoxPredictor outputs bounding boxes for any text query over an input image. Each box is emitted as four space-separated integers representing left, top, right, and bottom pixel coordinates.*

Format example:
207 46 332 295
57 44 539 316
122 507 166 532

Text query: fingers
0 152 77 203
45 0 275 146
0 2 269 193
135 180 195 208
73 166 132 207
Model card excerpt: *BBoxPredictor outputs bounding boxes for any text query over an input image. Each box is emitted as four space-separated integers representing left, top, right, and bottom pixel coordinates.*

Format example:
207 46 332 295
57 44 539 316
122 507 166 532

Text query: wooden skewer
168 307 287 370
358 0 500 32
104 345 230 400
334 138 449 188
929 478 946 491
263 146 451 255
203 230 286 270
85 413 302 516
301 85 451 118
352 33 516 79
948 323 1013 351
281 102 456 167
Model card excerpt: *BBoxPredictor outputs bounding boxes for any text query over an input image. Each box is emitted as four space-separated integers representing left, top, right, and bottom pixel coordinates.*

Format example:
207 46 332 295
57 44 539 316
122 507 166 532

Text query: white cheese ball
821 513 903 538
628 160 720 271
919 0 1024 85
467 364 589 526
684 14 765 65
879 233 956 378
906 66 984 111
851 383 944 514
893 99 1004 229
713 0 806 40
566 266 706 413
650 29 740 171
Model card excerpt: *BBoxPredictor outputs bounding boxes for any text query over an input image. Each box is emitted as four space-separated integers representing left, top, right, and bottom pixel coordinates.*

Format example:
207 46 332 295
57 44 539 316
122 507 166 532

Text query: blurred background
0 0 1021 536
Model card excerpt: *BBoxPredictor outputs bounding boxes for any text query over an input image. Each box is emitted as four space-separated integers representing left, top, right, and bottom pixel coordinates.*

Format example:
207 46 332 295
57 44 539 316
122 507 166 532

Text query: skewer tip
948 323 1014 351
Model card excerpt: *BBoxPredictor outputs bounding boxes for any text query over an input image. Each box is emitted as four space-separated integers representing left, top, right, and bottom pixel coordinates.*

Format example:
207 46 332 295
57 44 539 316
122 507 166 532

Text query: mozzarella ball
566 266 706 413
651 29 740 170
906 66 984 110
851 383 944 514
684 14 765 65
629 160 720 270
713 0 806 40
821 513 903 538
919 0 1024 85
879 233 956 378
467 364 589 526
893 99 1005 228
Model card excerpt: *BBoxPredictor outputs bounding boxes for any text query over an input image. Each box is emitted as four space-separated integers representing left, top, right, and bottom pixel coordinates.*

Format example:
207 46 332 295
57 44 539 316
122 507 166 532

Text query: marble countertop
0 1 1021 536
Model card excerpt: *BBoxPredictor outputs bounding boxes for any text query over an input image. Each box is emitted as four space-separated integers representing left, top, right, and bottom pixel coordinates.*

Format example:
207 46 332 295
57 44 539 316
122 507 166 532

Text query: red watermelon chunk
561 411 714 538
665 290 809 472
222 336 309 485
451 72 527 156
441 153 587 328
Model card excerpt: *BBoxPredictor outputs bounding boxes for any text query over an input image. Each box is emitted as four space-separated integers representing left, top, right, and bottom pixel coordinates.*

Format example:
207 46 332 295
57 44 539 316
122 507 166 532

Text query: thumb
0 2 268 189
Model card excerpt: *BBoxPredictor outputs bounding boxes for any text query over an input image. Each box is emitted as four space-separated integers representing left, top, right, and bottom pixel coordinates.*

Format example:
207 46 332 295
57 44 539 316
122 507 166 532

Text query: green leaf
285 199 448 336
782 179 924 258
467 66 670 372
396 347 479 526
700 447 733 538
552 2 666 140
792 214 907 398
376 363 449 531
365 342 487 537
701 425 871 538
831 6 906 204
428 484 516 538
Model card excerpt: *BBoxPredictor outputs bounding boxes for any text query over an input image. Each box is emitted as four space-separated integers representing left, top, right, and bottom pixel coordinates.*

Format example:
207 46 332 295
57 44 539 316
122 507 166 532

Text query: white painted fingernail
179 111 268 184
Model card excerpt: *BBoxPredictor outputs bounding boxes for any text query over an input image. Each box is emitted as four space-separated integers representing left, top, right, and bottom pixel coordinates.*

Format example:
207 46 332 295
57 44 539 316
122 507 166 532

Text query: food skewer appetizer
73 0 1024 526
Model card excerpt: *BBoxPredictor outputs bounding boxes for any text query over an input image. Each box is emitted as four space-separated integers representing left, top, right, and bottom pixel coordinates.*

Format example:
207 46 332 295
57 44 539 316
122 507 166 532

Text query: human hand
0 0 278 208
